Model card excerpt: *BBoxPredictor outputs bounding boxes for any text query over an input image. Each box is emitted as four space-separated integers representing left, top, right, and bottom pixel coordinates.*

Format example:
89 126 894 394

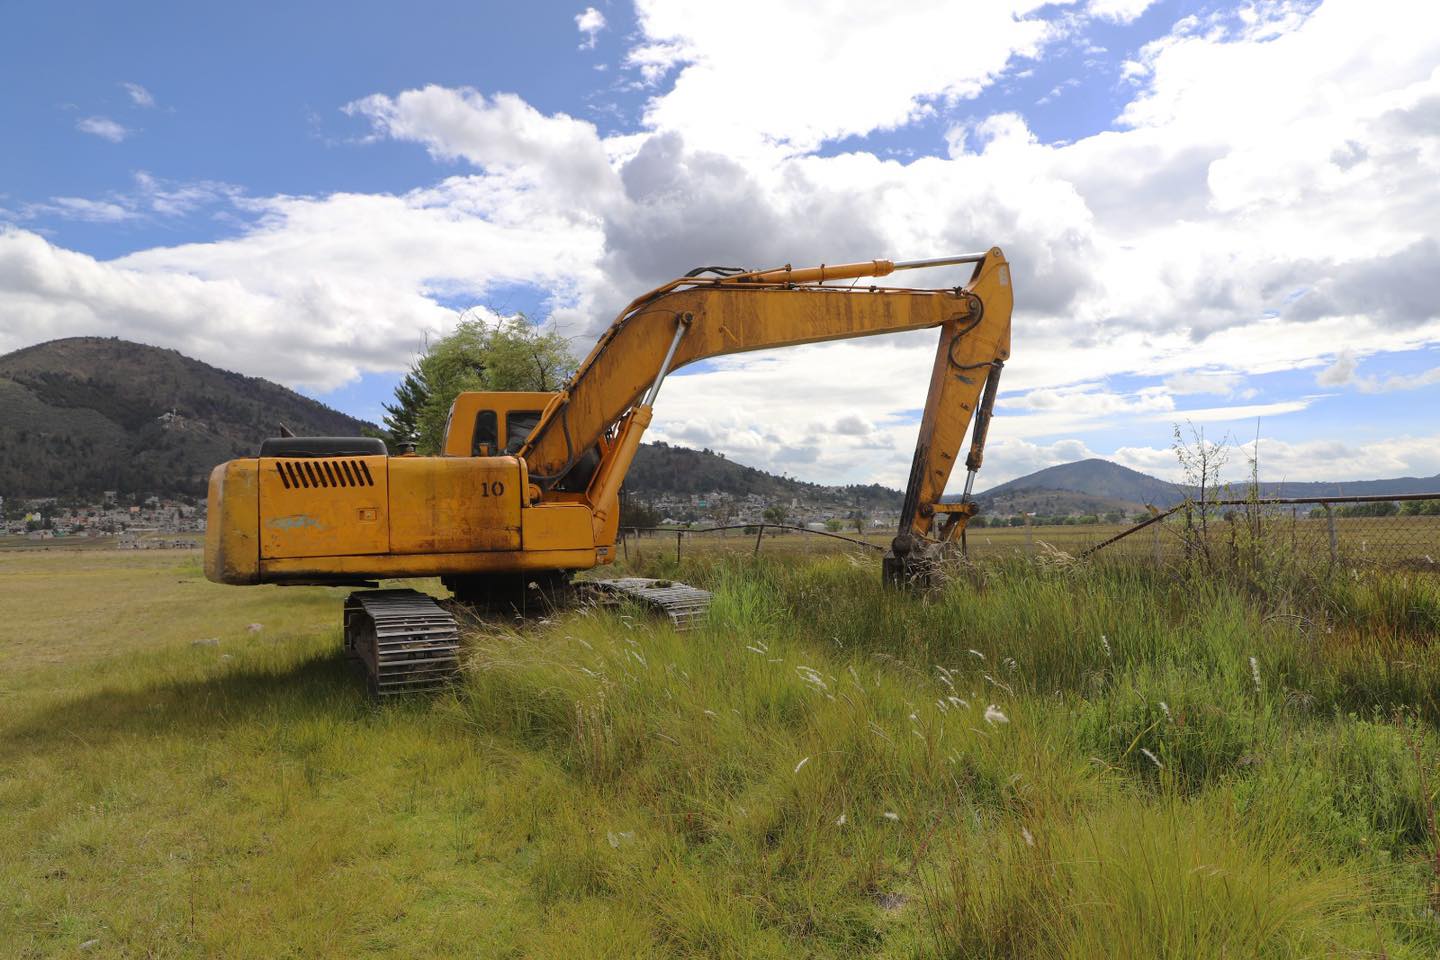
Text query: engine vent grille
274 458 375 490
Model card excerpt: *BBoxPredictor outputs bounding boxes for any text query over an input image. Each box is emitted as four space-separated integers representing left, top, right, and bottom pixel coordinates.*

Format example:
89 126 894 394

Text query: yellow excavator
205 249 1013 693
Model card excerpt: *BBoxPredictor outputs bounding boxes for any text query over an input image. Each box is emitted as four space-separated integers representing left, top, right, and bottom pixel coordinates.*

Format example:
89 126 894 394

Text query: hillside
0 338 372 498
624 441 900 511
973 459 1183 515
972 456 1440 515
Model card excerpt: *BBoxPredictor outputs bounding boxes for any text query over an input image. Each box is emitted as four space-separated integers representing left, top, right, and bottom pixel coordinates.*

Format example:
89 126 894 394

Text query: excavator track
343 589 461 697
584 578 712 631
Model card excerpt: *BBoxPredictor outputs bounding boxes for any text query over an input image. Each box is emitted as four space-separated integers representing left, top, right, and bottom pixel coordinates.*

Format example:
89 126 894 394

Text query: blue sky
3 0 1438 490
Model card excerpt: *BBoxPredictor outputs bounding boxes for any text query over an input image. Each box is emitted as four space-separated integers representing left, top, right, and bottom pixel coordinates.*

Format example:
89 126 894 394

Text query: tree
824 518 844 532
852 512 868 535
1338 500 1399 518
1172 420 1230 567
709 498 735 531
763 504 788 527
619 497 660 529
391 312 576 454
381 365 430 447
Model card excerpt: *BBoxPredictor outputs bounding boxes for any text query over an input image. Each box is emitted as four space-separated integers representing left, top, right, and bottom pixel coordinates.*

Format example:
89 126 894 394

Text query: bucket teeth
344 589 461 697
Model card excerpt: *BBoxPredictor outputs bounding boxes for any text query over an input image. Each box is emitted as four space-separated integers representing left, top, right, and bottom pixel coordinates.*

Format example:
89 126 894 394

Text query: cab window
505 410 542 454
471 410 498 456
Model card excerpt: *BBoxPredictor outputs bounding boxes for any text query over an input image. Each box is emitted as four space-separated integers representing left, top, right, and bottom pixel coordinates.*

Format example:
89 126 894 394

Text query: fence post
1184 504 1194 563
676 529 683 564
753 524 765 557
1325 503 1338 566
622 528 629 562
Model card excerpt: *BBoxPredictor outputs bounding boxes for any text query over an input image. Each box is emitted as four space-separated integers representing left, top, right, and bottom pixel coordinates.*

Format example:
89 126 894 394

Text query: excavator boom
520 248 1012 575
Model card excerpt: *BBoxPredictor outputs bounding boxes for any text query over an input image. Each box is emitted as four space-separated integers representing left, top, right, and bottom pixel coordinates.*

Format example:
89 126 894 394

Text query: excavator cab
441 392 557 458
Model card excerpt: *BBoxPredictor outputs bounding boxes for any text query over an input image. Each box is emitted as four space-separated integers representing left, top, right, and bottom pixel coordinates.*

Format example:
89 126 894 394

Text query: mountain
0 338 902 510
973 459 1183 515
0 337 371 498
972 457 1440 516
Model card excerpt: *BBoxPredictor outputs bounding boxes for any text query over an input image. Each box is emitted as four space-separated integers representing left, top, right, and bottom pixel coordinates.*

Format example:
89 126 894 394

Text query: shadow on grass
0 650 392 759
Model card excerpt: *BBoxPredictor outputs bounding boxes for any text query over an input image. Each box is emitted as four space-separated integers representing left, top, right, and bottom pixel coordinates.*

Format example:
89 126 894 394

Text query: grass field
3 546 1440 957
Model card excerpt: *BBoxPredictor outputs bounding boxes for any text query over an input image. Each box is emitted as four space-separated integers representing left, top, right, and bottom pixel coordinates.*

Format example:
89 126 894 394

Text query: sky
2 0 1438 493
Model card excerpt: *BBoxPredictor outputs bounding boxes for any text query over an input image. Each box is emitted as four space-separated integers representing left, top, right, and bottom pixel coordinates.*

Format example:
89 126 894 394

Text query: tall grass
436 554 1440 957
3 549 1439 956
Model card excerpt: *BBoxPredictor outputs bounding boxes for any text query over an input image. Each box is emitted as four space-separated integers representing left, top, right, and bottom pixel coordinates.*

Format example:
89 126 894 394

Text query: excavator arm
517 248 1013 579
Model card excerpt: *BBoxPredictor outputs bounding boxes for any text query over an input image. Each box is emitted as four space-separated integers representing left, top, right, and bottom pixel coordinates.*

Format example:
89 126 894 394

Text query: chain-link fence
965 494 1440 572
619 523 886 563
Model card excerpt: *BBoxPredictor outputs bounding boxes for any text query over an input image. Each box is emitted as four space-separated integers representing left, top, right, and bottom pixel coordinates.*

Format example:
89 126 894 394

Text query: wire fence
973 493 1440 572
620 494 1440 573
619 523 886 563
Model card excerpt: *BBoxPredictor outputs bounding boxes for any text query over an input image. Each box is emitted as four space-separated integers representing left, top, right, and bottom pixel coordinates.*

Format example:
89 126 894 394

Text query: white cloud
0 174 604 389
1356 366 1440 393
1313 348 1440 392
1112 432 1440 485
41 197 136 223
130 172 240 217
21 173 241 223
575 7 606 49
122 82 156 108
972 437 1102 490
1086 0 1158 24
75 116 129 142
344 86 620 204
1316 349 1356 386
627 0 1061 155
1163 370 1248 397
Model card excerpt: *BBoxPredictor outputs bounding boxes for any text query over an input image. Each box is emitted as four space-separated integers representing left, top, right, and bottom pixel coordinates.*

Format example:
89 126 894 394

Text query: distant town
0 487 906 549
1 492 204 548
1 485 1158 551
634 489 899 533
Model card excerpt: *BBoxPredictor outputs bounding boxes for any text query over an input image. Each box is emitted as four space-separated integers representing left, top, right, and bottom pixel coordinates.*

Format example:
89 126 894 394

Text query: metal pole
622 528 629 562
675 529 682 564
1326 503 1338 566
643 315 692 407
1185 505 1194 562
892 253 989 271
753 524 765 557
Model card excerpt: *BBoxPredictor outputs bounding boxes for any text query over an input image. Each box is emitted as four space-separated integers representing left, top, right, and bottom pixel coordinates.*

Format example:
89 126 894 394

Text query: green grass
3 548 1440 957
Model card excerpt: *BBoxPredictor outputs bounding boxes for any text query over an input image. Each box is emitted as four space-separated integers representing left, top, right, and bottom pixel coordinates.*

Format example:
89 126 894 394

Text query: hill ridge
973 456 1440 516
0 337 378 498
